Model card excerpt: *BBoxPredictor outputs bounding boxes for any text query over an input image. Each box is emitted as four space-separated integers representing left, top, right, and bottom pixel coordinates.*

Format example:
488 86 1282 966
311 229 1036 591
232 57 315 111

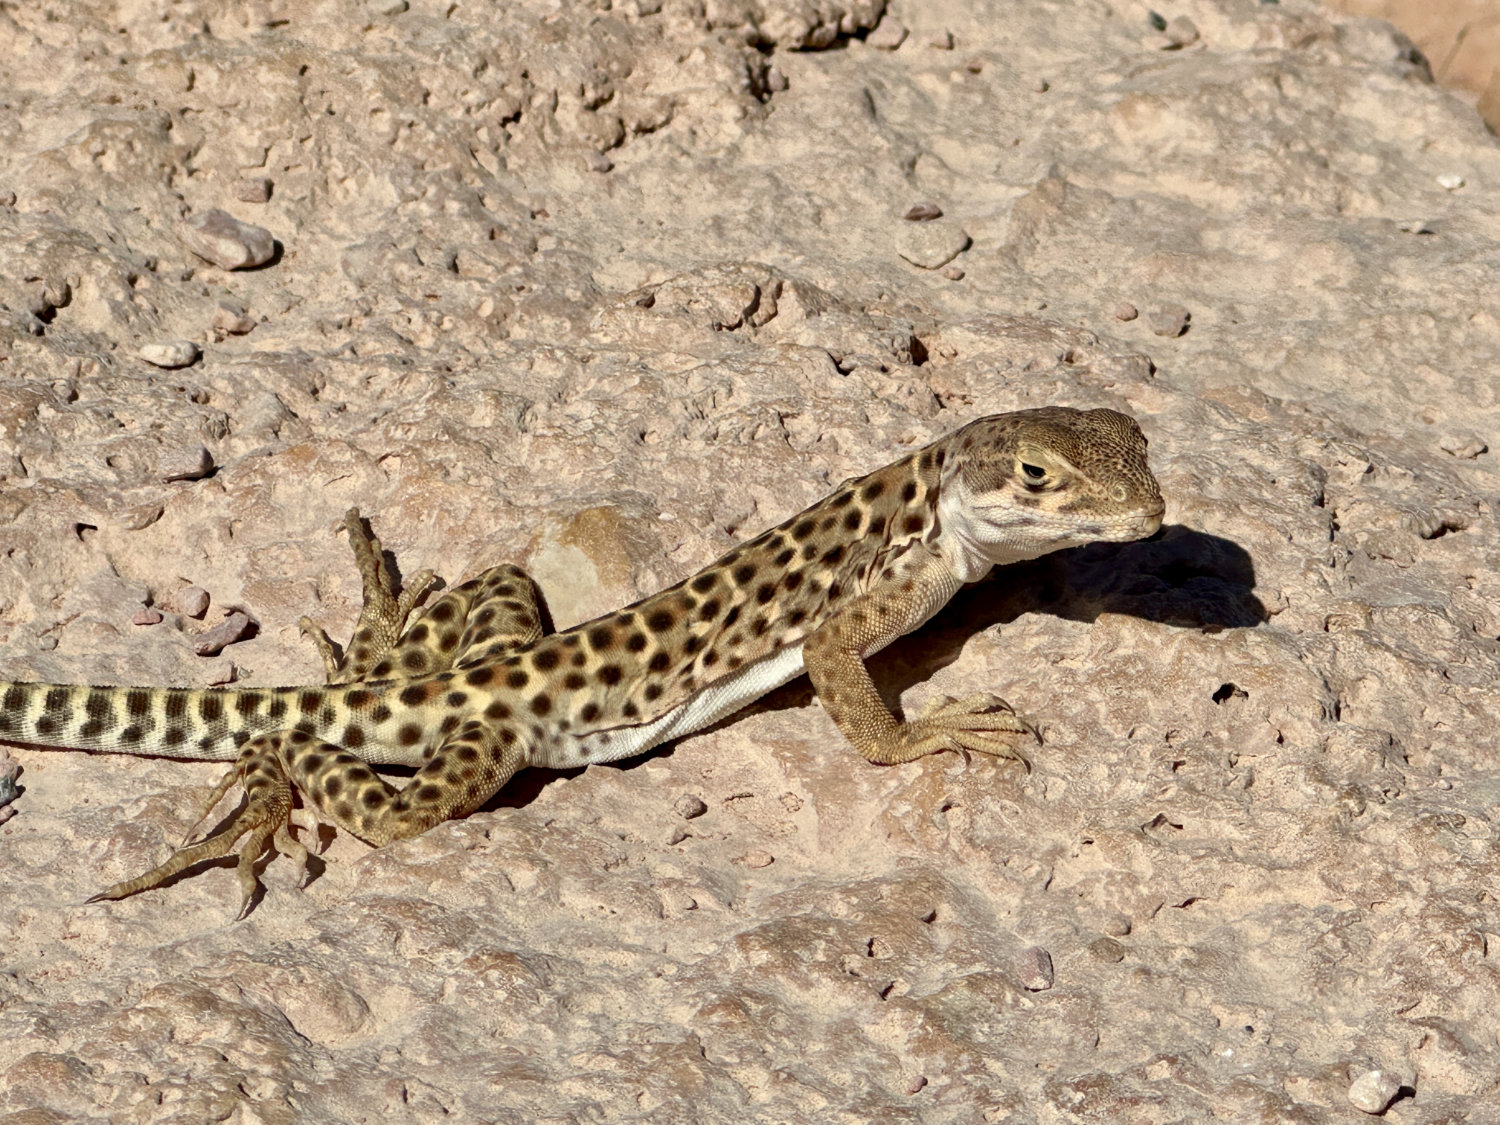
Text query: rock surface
0 0 1498 1121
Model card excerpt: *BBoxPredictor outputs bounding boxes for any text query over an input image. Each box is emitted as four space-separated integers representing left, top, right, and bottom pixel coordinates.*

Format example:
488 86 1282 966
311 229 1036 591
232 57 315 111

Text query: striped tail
0 681 317 761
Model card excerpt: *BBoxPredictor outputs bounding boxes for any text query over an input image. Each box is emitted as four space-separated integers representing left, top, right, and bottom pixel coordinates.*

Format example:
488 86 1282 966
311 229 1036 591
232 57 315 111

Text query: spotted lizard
0 406 1163 914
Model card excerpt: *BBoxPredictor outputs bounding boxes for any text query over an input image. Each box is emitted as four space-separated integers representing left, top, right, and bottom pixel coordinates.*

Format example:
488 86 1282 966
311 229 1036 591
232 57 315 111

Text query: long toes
87 822 250 903
955 730 1033 768
273 824 313 887
89 789 288 911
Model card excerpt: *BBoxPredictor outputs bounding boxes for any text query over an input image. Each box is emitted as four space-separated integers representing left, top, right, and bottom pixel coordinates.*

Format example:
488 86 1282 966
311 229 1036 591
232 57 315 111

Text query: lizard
0 406 1164 915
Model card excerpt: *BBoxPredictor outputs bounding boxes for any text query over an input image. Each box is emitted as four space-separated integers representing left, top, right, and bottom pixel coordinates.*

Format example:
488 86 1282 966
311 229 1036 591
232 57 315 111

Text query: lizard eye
1020 462 1048 485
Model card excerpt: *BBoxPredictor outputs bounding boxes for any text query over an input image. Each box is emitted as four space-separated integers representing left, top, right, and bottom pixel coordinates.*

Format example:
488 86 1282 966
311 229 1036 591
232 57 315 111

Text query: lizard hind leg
300 507 438 684
368 562 545 681
277 721 527 846
87 734 299 919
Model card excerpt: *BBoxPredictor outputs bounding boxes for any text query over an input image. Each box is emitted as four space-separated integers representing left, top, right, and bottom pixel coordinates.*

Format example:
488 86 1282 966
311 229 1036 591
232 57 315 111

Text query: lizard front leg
802 549 1038 766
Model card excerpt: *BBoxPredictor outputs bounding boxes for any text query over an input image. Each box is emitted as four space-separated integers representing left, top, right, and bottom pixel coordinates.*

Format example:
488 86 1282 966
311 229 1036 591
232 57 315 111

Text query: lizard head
937 406 1165 572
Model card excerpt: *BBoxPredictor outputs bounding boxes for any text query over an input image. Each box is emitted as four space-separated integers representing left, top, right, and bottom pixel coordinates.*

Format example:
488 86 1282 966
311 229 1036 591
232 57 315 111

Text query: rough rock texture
1 0 1498 1121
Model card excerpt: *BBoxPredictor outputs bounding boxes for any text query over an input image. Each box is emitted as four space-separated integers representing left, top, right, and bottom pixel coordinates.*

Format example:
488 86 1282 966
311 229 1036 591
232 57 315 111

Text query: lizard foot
869 692 1039 768
87 736 303 919
301 507 436 684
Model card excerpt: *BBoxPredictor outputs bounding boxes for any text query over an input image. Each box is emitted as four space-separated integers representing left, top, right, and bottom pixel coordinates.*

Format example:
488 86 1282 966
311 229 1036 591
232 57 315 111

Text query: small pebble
902 202 943 221
674 794 708 819
940 265 964 280
159 444 215 483
1088 937 1127 963
1439 432 1487 459
866 18 907 50
666 825 690 845
131 607 164 626
211 302 255 335
163 585 211 618
1114 301 1139 321
1015 945 1054 991
765 66 788 93
0 751 18 818
963 57 984 74
205 660 239 686
232 177 273 203
896 219 971 269
584 151 614 173
1148 303 1191 337
1101 913 1132 936
1436 173 1465 191
139 340 200 368
0 190 15 207
928 30 953 49
905 1075 927 1095
1163 16 1199 47
366 0 409 13
1398 218 1436 235
733 850 774 868
1347 1068 1401 1114
179 209 276 270
1032 77 1050 93
194 611 254 656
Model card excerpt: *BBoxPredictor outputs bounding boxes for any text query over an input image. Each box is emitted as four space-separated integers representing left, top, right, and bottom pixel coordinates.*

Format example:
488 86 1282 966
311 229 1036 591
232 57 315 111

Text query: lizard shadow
487 524 1263 810
749 523 1264 717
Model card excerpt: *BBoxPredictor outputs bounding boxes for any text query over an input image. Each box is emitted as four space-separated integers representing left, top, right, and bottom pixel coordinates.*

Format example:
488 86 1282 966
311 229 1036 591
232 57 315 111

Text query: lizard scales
0 406 1164 911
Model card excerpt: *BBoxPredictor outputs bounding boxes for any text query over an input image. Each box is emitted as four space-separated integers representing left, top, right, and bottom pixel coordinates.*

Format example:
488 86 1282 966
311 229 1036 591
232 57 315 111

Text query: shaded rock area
1 0 1498 1120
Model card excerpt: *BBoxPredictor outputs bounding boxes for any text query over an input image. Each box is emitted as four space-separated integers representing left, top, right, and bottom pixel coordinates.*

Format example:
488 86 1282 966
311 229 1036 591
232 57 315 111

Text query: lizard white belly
550 641 807 768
